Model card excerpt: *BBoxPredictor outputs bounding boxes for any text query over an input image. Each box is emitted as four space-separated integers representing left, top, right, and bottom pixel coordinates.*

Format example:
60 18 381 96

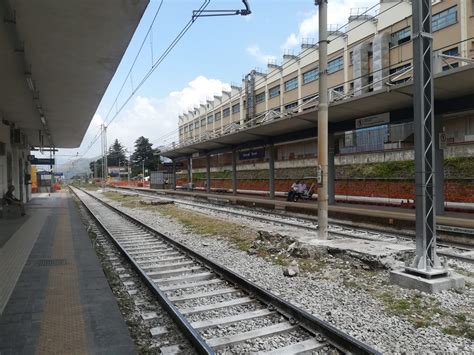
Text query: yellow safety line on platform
36 196 87 354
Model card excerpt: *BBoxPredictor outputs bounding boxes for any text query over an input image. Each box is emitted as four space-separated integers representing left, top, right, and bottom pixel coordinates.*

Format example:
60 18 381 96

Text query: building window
215 112 221 121
184 126 188 133
255 92 265 103
303 69 318 84
333 86 344 93
442 62 459 71
269 85 280 98
327 57 343 74
272 107 281 113
432 6 457 32
232 103 240 114
390 27 411 47
207 115 213 124
349 51 353 65
194 122 199 128
442 47 459 56
284 77 298 92
284 102 298 110
201 119 206 127
189 124 194 131
179 128 183 134
223 107 230 117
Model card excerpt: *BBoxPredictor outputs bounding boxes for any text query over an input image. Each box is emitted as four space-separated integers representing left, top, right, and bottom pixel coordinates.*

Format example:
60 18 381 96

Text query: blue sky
57 0 372 171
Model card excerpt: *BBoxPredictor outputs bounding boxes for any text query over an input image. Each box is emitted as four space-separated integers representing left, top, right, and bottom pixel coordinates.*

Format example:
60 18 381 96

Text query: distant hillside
61 157 98 179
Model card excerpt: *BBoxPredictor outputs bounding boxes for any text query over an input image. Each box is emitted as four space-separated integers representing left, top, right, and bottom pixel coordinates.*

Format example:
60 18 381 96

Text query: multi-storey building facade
163 0 474 205
176 0 473 154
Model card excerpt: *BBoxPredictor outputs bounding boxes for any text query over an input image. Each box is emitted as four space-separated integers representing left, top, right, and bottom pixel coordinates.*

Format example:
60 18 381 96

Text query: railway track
111 187 474 264
71 186 379 354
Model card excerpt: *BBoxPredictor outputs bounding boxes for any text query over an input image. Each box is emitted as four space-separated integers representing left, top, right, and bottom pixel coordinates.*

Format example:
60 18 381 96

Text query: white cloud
246 45 277 65
56 76 231 168
281 0 374 50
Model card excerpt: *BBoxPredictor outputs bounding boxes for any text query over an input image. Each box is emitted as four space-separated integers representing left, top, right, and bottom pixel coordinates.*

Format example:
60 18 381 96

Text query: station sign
31 158 55 165
239 148 265 160
355 112 390 129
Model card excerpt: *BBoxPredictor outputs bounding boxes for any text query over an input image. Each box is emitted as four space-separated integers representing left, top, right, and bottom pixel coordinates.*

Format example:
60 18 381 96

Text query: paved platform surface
0 192 135 354
116 186 474 229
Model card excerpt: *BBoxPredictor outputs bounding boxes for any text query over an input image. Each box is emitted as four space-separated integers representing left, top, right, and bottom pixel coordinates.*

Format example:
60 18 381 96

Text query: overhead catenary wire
70 0 210 165
105 0 211 128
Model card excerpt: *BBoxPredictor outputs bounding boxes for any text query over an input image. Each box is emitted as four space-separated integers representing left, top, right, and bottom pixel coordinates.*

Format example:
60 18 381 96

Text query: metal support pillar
268 144 275 199
172 160 177 191
188 156 193 189
317 0 329 239
206 154 211 193
101 124 108 189
231 149 237 195
411 0 441 273
328 131 335 205
434 115 445 215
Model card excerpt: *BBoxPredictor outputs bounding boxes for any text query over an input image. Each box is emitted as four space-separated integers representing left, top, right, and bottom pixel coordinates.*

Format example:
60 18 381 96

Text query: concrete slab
311 238 414 258
390 269 465 293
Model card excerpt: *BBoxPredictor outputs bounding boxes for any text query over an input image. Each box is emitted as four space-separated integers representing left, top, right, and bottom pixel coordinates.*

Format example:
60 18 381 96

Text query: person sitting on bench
3 185 25 216
294 181 307 200
287 180 300 201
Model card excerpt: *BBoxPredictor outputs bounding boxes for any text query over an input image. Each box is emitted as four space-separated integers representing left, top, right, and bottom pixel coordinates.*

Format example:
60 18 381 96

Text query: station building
163 0 474 207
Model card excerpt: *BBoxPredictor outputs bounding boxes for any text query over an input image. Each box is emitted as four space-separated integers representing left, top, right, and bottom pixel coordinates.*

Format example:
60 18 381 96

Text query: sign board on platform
239 148 265 160
31 158 55 165
355 112 390 129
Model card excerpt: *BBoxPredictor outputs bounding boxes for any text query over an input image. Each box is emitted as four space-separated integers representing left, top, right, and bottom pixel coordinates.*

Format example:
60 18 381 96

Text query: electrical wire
105 0 210 128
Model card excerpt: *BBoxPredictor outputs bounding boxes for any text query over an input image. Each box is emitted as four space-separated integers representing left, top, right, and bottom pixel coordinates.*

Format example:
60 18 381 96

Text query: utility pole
101 124 108 189
316 0 328 239
142 159 145 184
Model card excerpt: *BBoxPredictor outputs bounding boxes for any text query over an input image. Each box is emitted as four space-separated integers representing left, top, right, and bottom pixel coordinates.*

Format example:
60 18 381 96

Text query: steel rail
112 187 474 263
72 186 380 355
71 187 214 354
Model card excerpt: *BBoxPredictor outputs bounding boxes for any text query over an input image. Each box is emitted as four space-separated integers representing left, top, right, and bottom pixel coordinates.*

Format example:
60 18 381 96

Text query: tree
107 139 127 167
89 139 127 178
130 136 160 176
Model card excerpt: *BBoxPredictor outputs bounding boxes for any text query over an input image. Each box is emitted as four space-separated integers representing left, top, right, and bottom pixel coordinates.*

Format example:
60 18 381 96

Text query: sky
56 0 373 172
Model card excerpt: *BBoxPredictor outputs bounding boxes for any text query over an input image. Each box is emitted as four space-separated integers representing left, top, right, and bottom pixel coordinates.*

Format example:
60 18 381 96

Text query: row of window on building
180 5 460 136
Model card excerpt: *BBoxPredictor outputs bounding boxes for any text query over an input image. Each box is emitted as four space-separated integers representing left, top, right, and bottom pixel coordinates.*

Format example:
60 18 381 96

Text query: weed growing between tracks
373 290 473 339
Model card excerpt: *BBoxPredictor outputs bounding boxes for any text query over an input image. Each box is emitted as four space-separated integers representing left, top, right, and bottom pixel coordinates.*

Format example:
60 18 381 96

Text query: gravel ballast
98 191 474 354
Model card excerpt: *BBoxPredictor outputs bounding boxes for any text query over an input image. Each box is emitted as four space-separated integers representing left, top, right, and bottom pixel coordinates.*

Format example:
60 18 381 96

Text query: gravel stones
99 192 474 354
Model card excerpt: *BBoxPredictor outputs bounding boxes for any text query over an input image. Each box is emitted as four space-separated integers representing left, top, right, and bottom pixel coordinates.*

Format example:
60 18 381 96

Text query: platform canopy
163 64 474 159
0 0 149 148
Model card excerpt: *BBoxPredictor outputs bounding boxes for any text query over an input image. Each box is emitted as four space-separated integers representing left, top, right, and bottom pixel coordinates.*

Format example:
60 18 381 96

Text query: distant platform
114 186 474 232
0 192 135 354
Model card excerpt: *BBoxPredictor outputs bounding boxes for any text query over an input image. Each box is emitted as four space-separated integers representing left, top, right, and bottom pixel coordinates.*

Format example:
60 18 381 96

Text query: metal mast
410 0 442 274
316 0 328 239
101 124 108 188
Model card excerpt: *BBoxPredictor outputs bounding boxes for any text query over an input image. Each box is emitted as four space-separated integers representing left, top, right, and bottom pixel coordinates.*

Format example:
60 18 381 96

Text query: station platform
0 192 135 354
116 186 474 231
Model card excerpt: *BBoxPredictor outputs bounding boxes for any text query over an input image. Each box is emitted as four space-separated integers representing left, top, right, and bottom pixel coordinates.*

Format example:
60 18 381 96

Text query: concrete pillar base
390 269 465 293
